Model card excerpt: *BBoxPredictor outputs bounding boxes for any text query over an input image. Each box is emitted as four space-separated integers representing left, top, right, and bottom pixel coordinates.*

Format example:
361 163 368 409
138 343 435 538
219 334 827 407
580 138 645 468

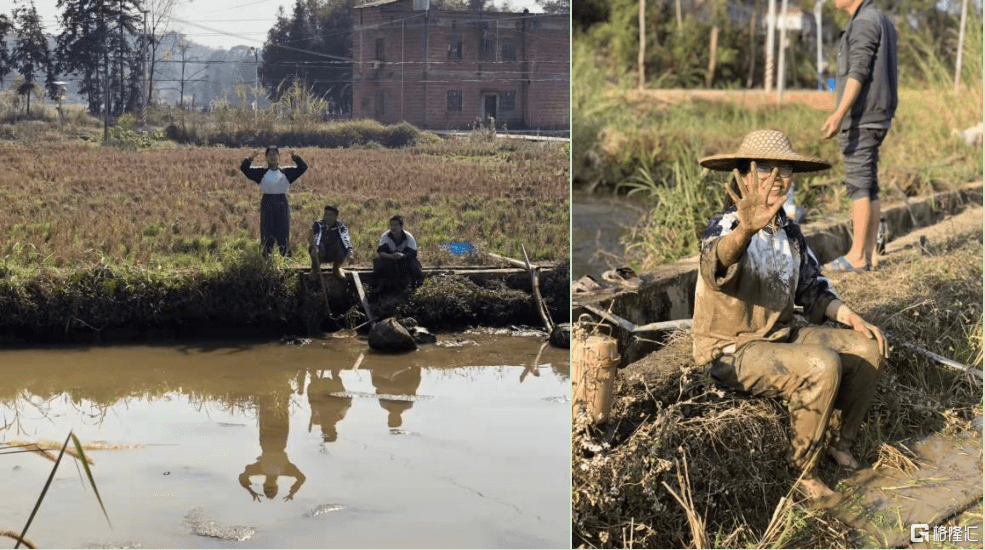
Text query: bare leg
845 198 872 269
309 246 321 280
331 260 346 280
800 477 836 499
864 199 880 268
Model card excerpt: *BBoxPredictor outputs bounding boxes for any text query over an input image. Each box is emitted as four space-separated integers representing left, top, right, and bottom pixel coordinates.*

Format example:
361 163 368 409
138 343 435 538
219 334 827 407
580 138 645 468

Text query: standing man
310 205 353 281
240 146 308 257
373 215 424 292
820 0 897 272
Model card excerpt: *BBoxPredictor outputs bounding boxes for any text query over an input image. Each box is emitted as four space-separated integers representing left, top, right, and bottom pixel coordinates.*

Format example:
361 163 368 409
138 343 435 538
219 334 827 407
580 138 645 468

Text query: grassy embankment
572 20 983 269
0 88 569 337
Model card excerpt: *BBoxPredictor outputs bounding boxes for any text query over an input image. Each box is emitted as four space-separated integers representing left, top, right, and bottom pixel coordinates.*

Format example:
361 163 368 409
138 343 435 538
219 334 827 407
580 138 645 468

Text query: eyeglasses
754 163 793 178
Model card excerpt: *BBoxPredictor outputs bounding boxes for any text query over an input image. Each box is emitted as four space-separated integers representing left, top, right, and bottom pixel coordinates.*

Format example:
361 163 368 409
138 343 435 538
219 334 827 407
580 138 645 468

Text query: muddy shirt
692 207 839 366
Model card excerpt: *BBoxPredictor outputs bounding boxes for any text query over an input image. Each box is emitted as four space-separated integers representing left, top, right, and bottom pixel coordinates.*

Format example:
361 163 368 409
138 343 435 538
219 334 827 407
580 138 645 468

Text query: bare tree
175 40 205 108
140 0 183 106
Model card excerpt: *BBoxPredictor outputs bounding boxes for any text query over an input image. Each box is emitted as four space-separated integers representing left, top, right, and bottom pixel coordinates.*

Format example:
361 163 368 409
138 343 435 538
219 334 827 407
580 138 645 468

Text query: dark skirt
260 194 290 256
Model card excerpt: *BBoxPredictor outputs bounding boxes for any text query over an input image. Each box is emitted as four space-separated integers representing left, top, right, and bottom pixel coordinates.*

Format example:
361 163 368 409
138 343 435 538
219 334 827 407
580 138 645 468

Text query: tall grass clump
619 140 724 267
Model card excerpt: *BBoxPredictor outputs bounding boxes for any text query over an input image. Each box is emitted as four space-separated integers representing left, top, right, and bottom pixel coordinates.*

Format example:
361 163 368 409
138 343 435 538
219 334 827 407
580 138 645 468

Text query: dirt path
609 88 836 111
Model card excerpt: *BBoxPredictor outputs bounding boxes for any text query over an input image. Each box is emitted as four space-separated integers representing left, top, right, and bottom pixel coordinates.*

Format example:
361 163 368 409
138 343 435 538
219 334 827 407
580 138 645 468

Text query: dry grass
0 136 568 270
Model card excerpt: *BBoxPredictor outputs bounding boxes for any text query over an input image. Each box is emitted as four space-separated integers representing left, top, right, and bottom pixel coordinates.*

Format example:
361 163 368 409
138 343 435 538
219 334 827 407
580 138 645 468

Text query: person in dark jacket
820 0 897 272
240 146 308 257
373 215 424 292
309 205 353 281
694 130 889 500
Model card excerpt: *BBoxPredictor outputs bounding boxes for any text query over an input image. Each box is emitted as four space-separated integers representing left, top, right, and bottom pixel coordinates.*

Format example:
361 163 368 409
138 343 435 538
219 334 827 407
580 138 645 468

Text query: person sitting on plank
309 205 353 281
693 129 889 500
373 215 424 292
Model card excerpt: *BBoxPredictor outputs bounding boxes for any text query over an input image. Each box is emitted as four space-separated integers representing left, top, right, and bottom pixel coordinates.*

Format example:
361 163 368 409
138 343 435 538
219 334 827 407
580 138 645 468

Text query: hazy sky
27 0 545 51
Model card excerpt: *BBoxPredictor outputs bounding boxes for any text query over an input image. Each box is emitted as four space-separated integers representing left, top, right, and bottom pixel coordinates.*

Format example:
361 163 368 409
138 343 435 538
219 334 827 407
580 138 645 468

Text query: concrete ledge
573 182 983 365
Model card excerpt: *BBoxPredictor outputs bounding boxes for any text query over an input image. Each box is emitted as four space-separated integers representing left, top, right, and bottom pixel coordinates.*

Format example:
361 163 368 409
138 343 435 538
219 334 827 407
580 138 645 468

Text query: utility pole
119 0 125 115
815 0 825 89
638 0 645 89
954 0 969 91
142 9 148 128
776 0 789 101
104 48 110 143
765 0 776 92
249 46 258 123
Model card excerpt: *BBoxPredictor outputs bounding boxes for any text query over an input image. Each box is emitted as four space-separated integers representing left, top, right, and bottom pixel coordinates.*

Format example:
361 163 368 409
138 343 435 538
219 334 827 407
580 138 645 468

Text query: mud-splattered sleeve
699 211 743 291
789 224 839 324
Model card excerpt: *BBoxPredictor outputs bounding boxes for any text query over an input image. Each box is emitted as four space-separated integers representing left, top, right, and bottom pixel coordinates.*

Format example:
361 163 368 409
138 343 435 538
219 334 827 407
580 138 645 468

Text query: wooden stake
350 271 373 324
485 251 528 269
522 244 554 332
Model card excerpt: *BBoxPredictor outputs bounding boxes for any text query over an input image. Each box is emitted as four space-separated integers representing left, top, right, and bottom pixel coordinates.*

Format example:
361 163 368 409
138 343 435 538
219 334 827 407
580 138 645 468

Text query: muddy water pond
0 332 570 549
572 190 647 279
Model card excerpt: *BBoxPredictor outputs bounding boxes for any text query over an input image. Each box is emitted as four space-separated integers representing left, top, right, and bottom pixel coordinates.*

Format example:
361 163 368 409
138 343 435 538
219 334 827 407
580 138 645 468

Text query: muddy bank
0 258 570 345
573 216 983 548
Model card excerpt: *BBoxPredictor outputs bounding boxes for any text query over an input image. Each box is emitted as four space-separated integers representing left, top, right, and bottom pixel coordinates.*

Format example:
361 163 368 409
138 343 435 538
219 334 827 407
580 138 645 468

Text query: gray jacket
835 0 898 129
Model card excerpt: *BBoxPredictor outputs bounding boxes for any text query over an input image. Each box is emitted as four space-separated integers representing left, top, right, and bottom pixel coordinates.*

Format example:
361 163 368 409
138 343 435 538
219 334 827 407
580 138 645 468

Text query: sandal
601 267 642 290
824 255 869 274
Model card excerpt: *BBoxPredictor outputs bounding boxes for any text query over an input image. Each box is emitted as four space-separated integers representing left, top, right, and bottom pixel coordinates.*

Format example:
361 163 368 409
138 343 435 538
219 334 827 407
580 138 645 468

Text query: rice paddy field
0 135 569 271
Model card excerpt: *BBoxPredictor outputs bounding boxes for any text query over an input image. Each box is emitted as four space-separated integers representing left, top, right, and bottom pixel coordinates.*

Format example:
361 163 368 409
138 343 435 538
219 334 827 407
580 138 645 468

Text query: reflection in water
372 365 422 429
0 336 570 548
307 368 352 443
239 390 306 502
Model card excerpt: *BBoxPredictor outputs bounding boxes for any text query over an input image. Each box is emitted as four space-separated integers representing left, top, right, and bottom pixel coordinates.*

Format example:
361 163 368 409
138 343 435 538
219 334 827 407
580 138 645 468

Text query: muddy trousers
709 327 883 472
260 194 290 257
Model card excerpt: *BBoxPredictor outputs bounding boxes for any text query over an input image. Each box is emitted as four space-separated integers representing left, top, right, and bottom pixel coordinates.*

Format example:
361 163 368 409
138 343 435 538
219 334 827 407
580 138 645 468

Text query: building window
374 89 384 117
501 39 516 62
375 38 385 61
481 30 496 60
500 91 515 112
447 36 462 60
447 90 463 111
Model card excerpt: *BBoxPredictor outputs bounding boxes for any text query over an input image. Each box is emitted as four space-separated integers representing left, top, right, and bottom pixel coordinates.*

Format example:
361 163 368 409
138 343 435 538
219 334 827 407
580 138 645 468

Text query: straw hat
699 129 831 173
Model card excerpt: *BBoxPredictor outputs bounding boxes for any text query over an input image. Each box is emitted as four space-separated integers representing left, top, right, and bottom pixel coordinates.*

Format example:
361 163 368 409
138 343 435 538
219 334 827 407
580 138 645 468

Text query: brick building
352 0 569 131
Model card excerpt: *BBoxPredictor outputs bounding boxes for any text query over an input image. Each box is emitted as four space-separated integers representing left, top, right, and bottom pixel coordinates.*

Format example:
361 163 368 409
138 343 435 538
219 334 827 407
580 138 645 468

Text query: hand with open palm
727 161 786 235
